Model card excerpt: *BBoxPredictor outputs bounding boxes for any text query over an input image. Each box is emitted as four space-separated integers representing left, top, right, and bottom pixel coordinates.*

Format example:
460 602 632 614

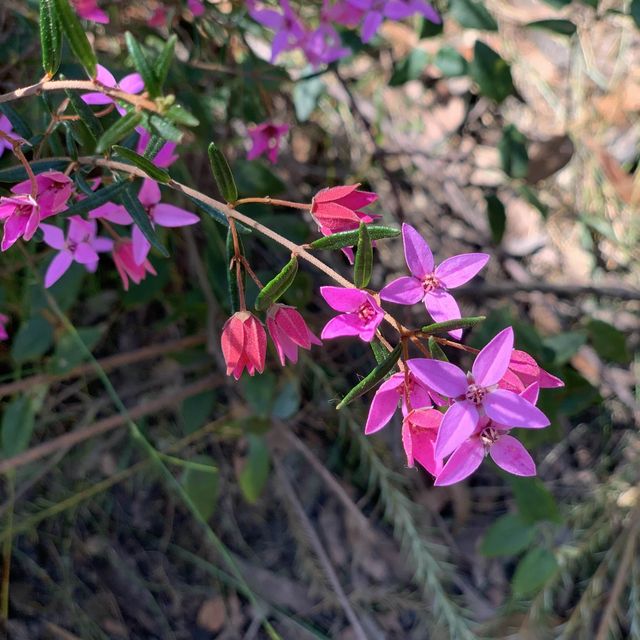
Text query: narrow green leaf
485 194 506 244
434 46 469 77
180 454 219 520
208 142 238 203
0 104 33 140
512 548 558 598
337 343 402 410
141 133 165 160
370 340 389 365
428 336 448 361
11 316 54 364
389 49 429 86
63 122 78 159
185 195 251 234
499 124 529 179
125 32 161 98
510 477 561 524
632 0 640 28
421 316 486 334
148 114 182 142
450 0 498 30
481 514 536 557
121 183 169 257
53 0 97 77
164 104 199 127
2 395 37 458
470 41 515 103
255 256 298 311
526 19 577 36
0 159 68 183
113 145 171 183
238 434 270 504
586 319 630 364
40 0 62 77
65 88 103 140
95 111 143 153
354 222 373 288
60 181 130 218
309 225 400 250
226 228 244 313
154 34 177 91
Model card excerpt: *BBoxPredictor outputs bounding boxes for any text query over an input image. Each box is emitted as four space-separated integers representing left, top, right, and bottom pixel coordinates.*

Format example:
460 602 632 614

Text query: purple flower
302 24 351 68
247 122 289 164
136 130 178 168
12 171 74 217
434 384 542 486
380 223 489 339
0 115 21 157
247 0 306 63
322 0 365 27
40 216 113 287
0 194 40 251
408 327 550 461
82 65 144 115
320 286 384 343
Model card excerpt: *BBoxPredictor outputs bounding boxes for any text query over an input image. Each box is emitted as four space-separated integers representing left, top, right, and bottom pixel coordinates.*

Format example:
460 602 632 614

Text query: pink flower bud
310 184 378 236
0 194 40 251
402 408 443 476
221 311 267 380
112 240 156 291
266 304 321 366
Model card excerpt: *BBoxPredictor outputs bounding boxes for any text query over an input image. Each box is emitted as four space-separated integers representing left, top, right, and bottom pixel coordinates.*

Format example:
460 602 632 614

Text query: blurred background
0 0 639 638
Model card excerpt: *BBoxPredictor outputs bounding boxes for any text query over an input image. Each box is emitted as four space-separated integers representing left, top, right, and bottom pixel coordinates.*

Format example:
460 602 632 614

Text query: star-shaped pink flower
320 286 384 343
82 65 144 115
72 0 109 23
247 122 289 164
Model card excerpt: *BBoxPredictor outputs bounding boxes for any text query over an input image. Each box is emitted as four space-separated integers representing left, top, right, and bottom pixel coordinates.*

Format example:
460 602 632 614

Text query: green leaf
337 343 402 410
186 196 250 234
121 183 169 257
518 184 549 218
1 395 37 458
113 145 171 183
512 547 558 598
49 326 103 374
354 223 373 289
226 228 244 314
0 159 69 183
40 0 62 77
309 225 400 250
238 434 270 504
470 41 515 103
370 340 389 365
481 514 536 557
95 111 144 153
255 256 298 311
541 0 572 6
419 16 444 38
543 331 587 365
65 89 103 141
389 49 429 86
164 105 199 128
526 19 577 35
180 391 215 435
586 319 630 364
208 142 238 203
632 0 640 28
154 34 177 92
293 76 325 122
271 380 300 419
510 477 561 524
148 114 183 142
428 336 448 361
242 373 276 418
180 454 219 520
11 316 54 364
486 194 506 244
499 124 529 179
434 46 469 77
125 32 160 98
0 104 33 140
450 0 498 30
60 180 130 218
422 316 486 334
53 0 97 77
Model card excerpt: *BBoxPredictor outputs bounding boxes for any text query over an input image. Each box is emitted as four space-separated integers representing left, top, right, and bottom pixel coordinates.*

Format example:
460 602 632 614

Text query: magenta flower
247 123 289 165
500 349 565 394
364 371 441 434
434 384 542 486
311 184 378 236
40 217 113 287
72 0 109 23
149 6 168 27
266 304 321 366
136 130 178 168
323 0 365 27
221 311 267 380
13 171 73 217
0 194 40 251
188 0 205 17
402 408 443 476
408 327 550 461
0 314 9 341
302 24 351 68
380 224 489 339
82 65 144 114
0 115 21 157
247 0 306 62
320 286 384 343
112 240 156 290
88 201 131 225
130 179 199 265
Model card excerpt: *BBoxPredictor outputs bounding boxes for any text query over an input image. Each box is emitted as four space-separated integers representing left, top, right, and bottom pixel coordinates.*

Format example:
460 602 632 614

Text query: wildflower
72 0 109 23
40 216 113 287
320 286 384 343
0 194 40 251
112 239 156 290
500 349 564 393
0 115 21 158
322 0 364 27
221 311 267 379
380 224 489 339
0 314 9 341
408 327 550 460
434 384 541 486
310 184 378 236
136 130 178 168
82 65 144 114
364 371 442 434
247 123 289 165
402 408 443 476
149 6 168 27
266 304 321 365
302 24 351 68
188 0 205 17
247 0 306 63
12 171 73 217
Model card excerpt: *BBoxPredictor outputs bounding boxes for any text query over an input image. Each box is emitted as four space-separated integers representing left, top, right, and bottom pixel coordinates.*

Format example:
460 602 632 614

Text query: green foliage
39 0 62 77
271 379 301 419
180 455 219 520
499 124 529 179
428 336 448 361
632 0 640 28
421 316 486 334
434 46 469 77
255 255 298 311
0 159 69 183
527 19 577 36
586 319 630 364
389 49 429 86
53 0 97 77
96 112 144 153
60 180 130 218
1 395 37 458
113 145 171 184
309 225 400 250
469 41 515 103
154 35 177 93
125 31 161 98
510 477 561 524
121 183 169 257
180 391 215 435
65 89 103 141
481 514 536 557
354 222 373 288
512 547 559 598
543 330 587 365
485 193 506 244
226 227 244 314
237 434 270 504
450 0 498 30
293 76 325 121
49 326 103 374
11 315 54 364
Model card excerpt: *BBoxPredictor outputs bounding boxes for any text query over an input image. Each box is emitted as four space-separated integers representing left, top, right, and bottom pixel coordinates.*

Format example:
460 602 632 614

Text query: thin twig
456 281 640 301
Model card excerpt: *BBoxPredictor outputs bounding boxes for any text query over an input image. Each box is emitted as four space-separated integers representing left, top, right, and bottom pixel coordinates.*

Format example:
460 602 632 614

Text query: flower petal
365 383 402 434
434 438 484 486
361 10 383 42
402 223 433 278
320 314 362 340
435 400 479 459
44 251 73 288
138 179 161 207
40 224 65 250
484 389 550 429
152 204 200 227
407 358 468 398
320 286 366 312
379 276 424 305
424 289 463 339
472 326 514 387
118 73 144 94
74 242 99 264
435 253 489 288
490 435 536 477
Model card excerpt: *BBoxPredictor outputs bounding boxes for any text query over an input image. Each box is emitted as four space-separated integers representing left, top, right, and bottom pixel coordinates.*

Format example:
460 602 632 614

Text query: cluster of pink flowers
248 0 440 67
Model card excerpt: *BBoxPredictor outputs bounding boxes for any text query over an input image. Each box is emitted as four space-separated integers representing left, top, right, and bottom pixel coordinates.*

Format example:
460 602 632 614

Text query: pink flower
247 123 289 165
402 408 443 476
310 184 378 236
82 65 144 114
380 224 489 339
40 216 113 287
247 0 306 63
0 194 40 251
364 371 441 434
72 0 109 23
12 171 73 217
302 24 351 68
188 0 205 16
89 201 131 225
320 286 384 343
0 115 21 157
434 384 541 486
322 0 365 27
149 6 168 27
500 349 565 393
266 304 321 366
0 314 9 341
221 311 267 379
408 327 550 461
136 130 178 168
112 240 156 291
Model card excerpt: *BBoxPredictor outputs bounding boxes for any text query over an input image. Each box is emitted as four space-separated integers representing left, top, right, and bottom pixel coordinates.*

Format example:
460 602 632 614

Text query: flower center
465 383 486 404
480 426 499 446
422 273 440 293
356 301 376 324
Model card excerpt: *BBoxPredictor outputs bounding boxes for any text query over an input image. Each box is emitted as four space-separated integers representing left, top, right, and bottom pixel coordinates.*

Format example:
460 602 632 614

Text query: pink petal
152 204 199 227
40 224 65 250
520 382 539 406
402 223 433 278
361 10 383 42
407 358 468 398
384 1 415 19
95 64 117 88
484 389 550 429
364 375 404 434
379 276 424 305
539 369 565 389
93 237 114 252
89 202 132 225
74 242 99 264
132 225 151 266
435 253 490 288
472 327 514 387
313 184 360 204
424 289 463 339
81 92 113 106
118 73 144 94
490 435 536 477
45 251 73 288
320 286 366 312
138 179 161 207
402 420 414 466
320 314 362 340
435 400 479 459
434 438 484 486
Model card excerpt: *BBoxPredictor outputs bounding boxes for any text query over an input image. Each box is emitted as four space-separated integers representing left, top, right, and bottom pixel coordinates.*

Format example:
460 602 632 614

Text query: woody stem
227 218 246 312
0 129 38 198
233 197 311 210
